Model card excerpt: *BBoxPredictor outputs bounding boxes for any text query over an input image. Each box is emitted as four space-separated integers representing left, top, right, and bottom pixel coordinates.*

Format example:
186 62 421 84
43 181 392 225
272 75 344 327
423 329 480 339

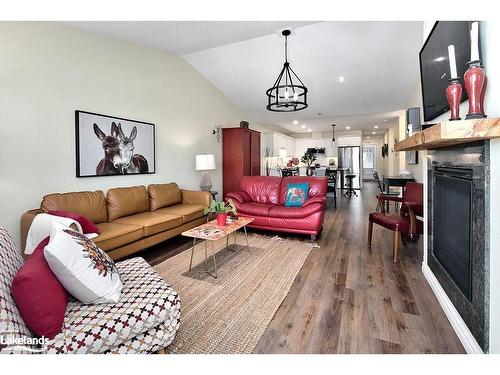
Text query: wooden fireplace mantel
394 118 500 151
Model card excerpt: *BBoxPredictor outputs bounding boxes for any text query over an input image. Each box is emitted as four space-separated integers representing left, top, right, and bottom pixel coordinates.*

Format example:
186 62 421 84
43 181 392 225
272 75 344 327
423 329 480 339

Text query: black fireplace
433 167 473 301
427 141 490 351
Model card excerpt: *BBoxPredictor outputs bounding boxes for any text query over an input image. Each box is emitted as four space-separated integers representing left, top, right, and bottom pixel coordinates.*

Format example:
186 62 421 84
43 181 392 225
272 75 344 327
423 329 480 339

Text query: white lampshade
195 154 216 171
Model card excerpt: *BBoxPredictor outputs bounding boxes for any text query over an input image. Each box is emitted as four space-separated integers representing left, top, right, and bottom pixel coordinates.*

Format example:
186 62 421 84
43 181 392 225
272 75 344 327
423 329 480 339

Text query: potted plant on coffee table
204 199 237 226
301 150 317 176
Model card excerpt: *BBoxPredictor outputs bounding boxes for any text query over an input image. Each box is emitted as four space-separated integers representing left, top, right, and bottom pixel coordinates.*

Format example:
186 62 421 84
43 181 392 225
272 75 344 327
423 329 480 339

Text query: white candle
284 90 290 101
470 22 479 62
448 44 458 78
293 92 298 101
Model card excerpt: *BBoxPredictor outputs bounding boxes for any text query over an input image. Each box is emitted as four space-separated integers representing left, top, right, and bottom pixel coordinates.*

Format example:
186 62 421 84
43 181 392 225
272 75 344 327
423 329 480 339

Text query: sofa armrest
181 190 211 207
226 191 251 204
303 196 326 207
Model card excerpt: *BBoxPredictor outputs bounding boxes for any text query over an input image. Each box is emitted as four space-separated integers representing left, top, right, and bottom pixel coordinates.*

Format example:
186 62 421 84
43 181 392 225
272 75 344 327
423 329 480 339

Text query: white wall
0 22 252 246
417 21 500 353
482 21 500 355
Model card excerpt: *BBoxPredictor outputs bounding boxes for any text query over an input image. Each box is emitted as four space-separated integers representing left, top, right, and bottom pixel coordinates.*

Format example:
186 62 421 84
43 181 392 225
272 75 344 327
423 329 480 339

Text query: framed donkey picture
75 110 155 177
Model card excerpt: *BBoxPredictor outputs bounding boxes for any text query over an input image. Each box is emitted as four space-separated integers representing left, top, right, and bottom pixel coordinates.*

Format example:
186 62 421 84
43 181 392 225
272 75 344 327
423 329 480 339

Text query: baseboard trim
422 263 484 354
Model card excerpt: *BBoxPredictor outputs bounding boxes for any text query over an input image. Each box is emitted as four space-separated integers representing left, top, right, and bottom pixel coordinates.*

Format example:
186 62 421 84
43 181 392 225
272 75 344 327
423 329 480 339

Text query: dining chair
373 171 401 212
325 167 337 209
367 182 423 262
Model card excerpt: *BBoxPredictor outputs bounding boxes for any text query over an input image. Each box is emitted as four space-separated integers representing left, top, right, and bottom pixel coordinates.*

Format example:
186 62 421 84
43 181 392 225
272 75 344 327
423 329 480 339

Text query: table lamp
195 154 216 191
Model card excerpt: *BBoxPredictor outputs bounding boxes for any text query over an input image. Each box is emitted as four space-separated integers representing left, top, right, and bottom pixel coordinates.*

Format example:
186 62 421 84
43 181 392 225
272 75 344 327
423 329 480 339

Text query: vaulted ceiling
62 21 423 134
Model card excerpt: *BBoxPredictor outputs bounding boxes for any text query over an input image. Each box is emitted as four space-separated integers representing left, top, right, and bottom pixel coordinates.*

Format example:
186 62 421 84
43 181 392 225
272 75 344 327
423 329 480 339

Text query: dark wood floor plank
142 181 464 354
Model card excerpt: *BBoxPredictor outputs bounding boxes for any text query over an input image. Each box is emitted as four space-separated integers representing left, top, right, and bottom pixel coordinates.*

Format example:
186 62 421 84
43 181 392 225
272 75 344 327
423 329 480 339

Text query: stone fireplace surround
427 141 490 352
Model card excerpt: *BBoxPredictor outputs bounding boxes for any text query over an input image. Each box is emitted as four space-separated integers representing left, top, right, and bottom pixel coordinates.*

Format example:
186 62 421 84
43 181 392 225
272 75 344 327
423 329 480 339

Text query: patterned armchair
0 227 180 354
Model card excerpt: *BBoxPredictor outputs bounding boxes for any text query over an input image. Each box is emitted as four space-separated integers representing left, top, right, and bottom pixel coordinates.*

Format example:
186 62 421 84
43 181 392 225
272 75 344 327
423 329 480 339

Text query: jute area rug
153 232 314 354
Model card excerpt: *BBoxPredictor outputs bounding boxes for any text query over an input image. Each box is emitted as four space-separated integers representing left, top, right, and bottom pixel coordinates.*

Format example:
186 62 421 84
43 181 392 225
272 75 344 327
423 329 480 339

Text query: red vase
446 79 463 121
464 61 487 119
216 213 228 226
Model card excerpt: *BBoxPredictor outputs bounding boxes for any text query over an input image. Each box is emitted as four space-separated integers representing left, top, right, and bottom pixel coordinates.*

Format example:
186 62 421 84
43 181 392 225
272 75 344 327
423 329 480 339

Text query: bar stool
344 174 358 198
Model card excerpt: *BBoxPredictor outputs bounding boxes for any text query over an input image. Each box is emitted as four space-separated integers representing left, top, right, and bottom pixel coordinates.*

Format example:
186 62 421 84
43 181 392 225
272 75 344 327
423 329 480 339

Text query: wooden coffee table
182 217 254 278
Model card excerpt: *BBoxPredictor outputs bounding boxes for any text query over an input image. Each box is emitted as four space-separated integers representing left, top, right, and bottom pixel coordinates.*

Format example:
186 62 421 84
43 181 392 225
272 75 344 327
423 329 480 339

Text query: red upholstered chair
367 182 423 262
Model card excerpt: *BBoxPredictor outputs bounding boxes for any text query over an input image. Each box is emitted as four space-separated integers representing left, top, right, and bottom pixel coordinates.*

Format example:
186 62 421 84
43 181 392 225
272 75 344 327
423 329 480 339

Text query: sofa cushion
279 176 327 205
155 204 206 224
240 176 281 205
94 222 144 251
107 186 149 221
11 238 68 339
148 183 182 211
113 212 183 237
234 202 272 216
44 223 123 304
268 203 324 219
45 257 180 354
42 190 107 224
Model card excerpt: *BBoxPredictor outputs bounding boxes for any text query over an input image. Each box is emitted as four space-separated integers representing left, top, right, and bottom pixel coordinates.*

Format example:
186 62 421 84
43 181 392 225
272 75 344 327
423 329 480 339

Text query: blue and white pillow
285 183 309 207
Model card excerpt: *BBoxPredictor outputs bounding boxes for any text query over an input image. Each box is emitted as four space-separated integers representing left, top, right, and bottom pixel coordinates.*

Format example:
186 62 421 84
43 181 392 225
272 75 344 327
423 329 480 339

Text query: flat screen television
419 21 479 122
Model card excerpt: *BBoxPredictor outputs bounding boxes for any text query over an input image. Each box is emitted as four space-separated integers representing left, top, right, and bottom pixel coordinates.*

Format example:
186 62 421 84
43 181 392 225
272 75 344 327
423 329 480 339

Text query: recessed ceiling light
307 128 312 132
293 120 298 125
338 76 345 82
301 124 306 129
346 126 350 130
374 125 379 129
367 136 370 139
372 131 376 134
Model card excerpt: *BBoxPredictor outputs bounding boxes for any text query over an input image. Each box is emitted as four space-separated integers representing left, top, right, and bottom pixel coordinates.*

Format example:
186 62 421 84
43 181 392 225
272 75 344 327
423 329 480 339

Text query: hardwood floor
141 181 465 354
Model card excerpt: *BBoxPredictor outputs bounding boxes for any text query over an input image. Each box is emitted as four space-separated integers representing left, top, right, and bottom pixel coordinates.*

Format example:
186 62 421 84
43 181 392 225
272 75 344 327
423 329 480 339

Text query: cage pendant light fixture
266 29 308 112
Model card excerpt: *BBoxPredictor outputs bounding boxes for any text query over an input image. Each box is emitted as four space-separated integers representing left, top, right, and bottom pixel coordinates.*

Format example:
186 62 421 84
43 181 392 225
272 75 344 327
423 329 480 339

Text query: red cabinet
222 128 261 198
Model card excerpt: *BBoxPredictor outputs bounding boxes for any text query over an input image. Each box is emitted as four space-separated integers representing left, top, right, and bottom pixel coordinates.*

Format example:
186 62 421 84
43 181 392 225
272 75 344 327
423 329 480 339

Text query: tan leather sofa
20 183 211 260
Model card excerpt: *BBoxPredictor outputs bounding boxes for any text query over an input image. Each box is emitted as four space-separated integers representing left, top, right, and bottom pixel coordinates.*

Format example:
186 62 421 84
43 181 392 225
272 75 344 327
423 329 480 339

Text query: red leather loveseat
225 176 327 241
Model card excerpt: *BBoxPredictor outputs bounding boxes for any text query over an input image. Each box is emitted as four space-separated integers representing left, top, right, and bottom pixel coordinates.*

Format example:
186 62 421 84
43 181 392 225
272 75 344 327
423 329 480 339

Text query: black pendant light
332 124 336 145
266 29 308 112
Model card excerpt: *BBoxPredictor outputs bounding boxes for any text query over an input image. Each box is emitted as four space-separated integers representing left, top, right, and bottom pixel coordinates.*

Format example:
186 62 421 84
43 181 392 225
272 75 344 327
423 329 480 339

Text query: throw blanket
25 213 83 255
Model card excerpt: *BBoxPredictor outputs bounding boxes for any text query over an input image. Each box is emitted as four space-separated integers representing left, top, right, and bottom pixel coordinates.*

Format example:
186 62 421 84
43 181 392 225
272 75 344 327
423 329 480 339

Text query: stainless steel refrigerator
338 146 361 189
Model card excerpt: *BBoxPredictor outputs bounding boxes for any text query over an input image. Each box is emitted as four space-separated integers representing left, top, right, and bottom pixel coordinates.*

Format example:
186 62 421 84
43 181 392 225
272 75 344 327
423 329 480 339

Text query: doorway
362 145 377 180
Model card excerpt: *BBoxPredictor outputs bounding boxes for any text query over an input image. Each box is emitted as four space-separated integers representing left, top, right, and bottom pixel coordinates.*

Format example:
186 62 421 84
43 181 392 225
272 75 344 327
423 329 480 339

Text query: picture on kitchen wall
75 110 155 177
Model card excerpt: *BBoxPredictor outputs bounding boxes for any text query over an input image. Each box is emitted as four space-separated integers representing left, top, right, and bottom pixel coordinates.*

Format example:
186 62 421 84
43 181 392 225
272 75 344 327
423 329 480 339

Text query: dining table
382 175 415 212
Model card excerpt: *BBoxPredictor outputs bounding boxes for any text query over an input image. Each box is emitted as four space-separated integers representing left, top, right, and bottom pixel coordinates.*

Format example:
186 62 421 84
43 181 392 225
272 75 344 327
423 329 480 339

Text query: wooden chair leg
401 233 407 247
367 220 373 248
392 231 400 263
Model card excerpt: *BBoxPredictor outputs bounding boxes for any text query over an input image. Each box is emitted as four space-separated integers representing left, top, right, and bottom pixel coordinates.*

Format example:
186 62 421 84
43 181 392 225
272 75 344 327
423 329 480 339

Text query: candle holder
446 78 463 121
464 60 487 119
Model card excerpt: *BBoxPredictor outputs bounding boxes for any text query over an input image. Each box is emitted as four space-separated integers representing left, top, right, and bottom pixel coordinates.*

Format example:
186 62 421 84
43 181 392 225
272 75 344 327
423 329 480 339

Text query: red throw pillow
11 237 68 339
48 210 100 234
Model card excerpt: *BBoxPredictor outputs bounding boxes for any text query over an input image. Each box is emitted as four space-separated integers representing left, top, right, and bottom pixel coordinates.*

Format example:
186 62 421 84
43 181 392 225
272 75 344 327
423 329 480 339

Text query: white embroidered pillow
44 222 122 304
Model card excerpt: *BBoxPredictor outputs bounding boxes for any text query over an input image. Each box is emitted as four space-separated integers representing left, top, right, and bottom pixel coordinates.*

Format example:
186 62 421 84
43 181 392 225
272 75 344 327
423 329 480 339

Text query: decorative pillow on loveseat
11 237 68 339
44 222 122 304
285 183 309 207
